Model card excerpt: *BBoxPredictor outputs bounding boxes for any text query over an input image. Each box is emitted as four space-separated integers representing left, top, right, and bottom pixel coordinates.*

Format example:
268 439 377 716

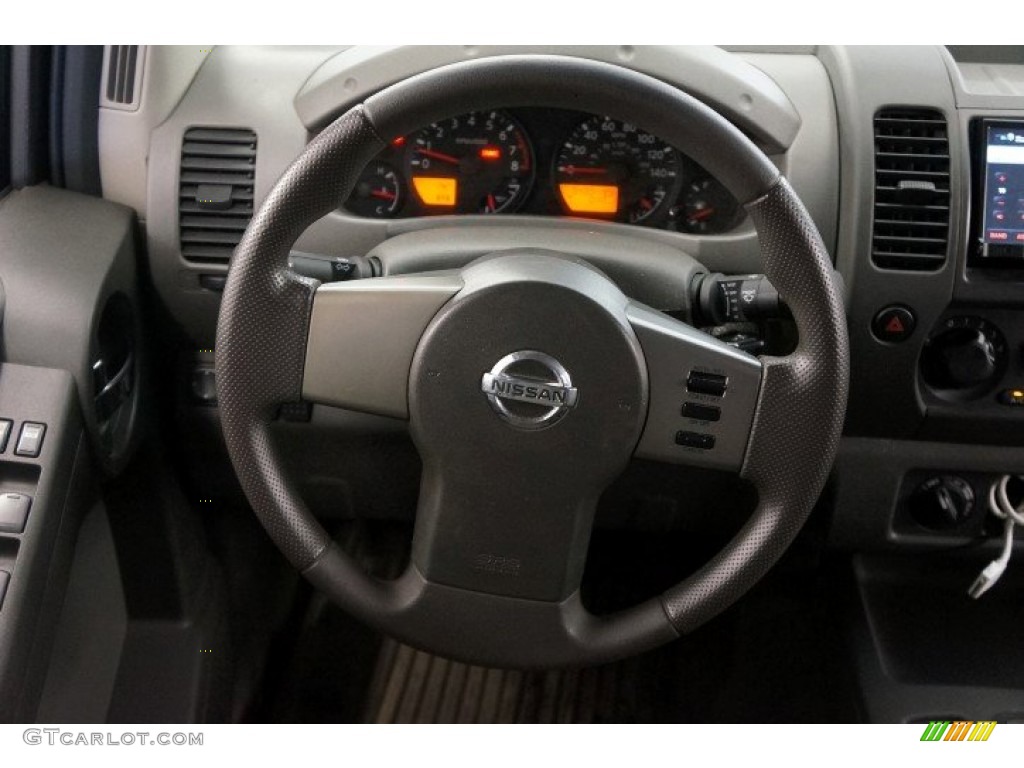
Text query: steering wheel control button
871 306 916 343
681 402 721 422
686 370 728 397
0 571 9 611
0 420 11 453
14 422 45 458
481 350 579 431
675 431 716 450
0 493 32 534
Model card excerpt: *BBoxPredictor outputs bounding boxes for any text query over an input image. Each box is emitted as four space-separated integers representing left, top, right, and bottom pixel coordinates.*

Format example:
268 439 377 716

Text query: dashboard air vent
872 107 951 271
103 46 142 109
178 128 257 265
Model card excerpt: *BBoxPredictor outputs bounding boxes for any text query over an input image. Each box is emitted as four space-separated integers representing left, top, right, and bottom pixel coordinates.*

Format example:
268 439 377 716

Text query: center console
913 115 1024 441
819 44 1024 724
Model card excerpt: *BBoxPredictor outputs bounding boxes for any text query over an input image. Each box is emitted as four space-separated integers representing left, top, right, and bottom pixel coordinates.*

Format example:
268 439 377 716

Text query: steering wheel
215 55 848 668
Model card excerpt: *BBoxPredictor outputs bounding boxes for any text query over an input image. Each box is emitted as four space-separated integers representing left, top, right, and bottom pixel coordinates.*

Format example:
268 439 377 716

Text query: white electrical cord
969 475 1024 599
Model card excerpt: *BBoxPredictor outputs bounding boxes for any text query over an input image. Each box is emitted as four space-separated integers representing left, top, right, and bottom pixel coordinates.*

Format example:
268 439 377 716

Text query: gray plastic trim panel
296 45 801 153
369 225 705 313
303 274 463 419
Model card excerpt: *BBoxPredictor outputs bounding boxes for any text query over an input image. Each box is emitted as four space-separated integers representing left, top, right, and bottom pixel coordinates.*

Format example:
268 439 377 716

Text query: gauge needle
486 194 497 212
370 189 396 201
689 207 716 221
559 165 609 176
416 148 461 165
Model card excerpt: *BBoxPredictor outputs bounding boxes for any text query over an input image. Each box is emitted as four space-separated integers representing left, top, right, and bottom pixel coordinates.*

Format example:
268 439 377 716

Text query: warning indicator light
885 315 905 334
872 306 916 343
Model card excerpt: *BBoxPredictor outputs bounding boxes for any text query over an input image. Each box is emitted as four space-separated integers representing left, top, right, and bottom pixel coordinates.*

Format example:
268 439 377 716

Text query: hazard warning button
871 306 916 343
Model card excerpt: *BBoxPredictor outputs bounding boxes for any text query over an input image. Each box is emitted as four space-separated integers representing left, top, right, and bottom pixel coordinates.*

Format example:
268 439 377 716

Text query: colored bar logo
920 721 997 741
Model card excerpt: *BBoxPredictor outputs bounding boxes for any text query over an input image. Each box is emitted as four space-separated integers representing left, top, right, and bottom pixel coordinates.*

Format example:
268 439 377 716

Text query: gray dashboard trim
294 45 802 154
140 46 839 345
817 45 962 439
100 45 210 218
368 224 706 313
146 46 345 346
941 46 1024 110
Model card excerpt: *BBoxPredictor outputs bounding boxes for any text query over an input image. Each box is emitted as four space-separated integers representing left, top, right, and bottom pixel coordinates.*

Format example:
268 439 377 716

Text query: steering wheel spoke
628 302 762 472
408 461 601 602
302 273 463 418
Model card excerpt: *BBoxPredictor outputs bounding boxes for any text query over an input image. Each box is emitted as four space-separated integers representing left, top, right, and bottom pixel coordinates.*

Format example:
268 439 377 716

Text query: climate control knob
921 316 1006 394
937 329 996 387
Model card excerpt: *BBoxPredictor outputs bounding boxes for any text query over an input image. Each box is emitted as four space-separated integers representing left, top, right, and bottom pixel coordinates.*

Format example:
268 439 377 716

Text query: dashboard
95 44 1024 463
342 107 744 234
81 44 1024 725
8 42 1024 727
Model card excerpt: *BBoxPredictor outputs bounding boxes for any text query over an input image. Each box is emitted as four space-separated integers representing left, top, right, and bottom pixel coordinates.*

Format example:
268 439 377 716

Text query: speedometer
404 110 534 215
553 117 682 224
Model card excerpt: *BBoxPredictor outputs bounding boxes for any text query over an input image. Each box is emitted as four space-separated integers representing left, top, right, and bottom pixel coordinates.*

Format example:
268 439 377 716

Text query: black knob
939 329 996 387
908 475 975 531
921 317 1006 393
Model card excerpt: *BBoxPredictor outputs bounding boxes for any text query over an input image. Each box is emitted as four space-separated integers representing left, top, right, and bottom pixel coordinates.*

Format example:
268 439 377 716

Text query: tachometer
404 110 534 214
553 117 682 224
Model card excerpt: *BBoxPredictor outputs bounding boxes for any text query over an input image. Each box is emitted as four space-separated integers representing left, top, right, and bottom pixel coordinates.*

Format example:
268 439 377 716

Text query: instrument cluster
344 107 745 234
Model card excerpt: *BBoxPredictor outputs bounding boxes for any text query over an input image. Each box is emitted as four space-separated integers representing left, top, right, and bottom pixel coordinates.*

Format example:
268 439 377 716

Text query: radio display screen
982 123 1024 246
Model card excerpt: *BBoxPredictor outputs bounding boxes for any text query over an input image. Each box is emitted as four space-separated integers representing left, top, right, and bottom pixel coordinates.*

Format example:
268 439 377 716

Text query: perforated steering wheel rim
215 55 849 668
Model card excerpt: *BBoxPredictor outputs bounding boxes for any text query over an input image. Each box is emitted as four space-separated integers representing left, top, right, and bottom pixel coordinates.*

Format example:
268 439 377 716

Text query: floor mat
365 639 627 723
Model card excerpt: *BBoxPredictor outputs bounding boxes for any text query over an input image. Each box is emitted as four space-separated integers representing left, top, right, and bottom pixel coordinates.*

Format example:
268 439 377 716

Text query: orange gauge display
553 116 682 224
412 176 457 207
558 184 619 214
404 110 534 214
